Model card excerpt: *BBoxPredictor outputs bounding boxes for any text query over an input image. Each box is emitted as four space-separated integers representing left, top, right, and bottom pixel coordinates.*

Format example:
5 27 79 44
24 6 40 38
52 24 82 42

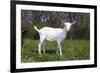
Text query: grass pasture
21 39 90 63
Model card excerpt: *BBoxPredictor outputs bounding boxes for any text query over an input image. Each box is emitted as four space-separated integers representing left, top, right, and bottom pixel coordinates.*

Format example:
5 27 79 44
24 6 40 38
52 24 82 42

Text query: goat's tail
34 26 40 32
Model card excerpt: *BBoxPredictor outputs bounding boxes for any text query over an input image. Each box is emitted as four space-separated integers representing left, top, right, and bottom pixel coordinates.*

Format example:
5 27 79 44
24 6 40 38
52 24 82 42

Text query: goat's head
64 21 76 31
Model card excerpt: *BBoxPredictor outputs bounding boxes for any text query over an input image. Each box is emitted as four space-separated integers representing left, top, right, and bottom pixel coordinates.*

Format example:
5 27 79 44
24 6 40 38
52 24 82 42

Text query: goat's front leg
57 41 62 56
59 45 62 56
56 44 59 54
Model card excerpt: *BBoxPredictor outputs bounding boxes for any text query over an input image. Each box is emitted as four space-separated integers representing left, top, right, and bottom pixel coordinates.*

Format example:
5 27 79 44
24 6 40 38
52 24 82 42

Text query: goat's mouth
66 28 70 32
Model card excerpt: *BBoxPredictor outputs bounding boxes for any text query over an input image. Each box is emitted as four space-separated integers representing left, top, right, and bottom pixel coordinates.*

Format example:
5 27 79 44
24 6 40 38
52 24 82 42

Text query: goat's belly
46 38 56 41
46 36 57 41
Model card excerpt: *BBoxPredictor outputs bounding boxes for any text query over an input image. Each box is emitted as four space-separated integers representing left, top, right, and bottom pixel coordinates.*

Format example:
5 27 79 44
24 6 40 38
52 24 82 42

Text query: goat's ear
71 21 76 25
61 20 64 23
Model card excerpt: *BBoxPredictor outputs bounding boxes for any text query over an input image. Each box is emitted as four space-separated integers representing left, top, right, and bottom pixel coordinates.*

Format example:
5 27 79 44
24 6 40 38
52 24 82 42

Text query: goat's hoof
56 52 59 55
38 54 42 57
60 54 63 56
43 52 45 54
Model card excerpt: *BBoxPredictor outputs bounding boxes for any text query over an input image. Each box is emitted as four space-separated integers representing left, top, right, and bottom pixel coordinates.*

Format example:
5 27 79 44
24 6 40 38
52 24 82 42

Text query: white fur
34 22 74 56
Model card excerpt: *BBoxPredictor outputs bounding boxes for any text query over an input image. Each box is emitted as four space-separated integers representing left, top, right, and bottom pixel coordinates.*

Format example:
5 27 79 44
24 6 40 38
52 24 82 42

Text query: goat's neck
62 27 67 34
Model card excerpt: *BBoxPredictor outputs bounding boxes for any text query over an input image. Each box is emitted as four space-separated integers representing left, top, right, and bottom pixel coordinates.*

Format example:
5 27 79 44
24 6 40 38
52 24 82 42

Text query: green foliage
21 11 90 40
21 39 90 63
47 16 61 28
68 13 90 40
21 18 33 39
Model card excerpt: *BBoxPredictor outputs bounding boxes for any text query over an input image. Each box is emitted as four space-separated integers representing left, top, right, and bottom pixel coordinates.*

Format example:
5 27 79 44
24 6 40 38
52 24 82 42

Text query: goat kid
34 21 75 56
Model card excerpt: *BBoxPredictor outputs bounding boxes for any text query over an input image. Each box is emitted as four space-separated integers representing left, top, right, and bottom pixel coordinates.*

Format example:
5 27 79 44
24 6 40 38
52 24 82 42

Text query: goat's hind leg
38 42 42 55
38 36 45 55
57 41 62 56
42 40 46 54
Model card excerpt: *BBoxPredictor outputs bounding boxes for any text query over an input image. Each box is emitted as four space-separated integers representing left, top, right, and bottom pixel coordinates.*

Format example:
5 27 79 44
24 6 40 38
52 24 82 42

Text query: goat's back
39 27 64 41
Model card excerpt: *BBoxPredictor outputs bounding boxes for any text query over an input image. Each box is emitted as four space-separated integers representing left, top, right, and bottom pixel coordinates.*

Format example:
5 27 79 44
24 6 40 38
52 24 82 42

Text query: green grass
21 39 90 63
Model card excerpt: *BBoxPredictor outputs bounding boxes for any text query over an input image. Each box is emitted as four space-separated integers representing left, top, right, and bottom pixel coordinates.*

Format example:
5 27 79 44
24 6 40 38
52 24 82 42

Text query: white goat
34 21 75 56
